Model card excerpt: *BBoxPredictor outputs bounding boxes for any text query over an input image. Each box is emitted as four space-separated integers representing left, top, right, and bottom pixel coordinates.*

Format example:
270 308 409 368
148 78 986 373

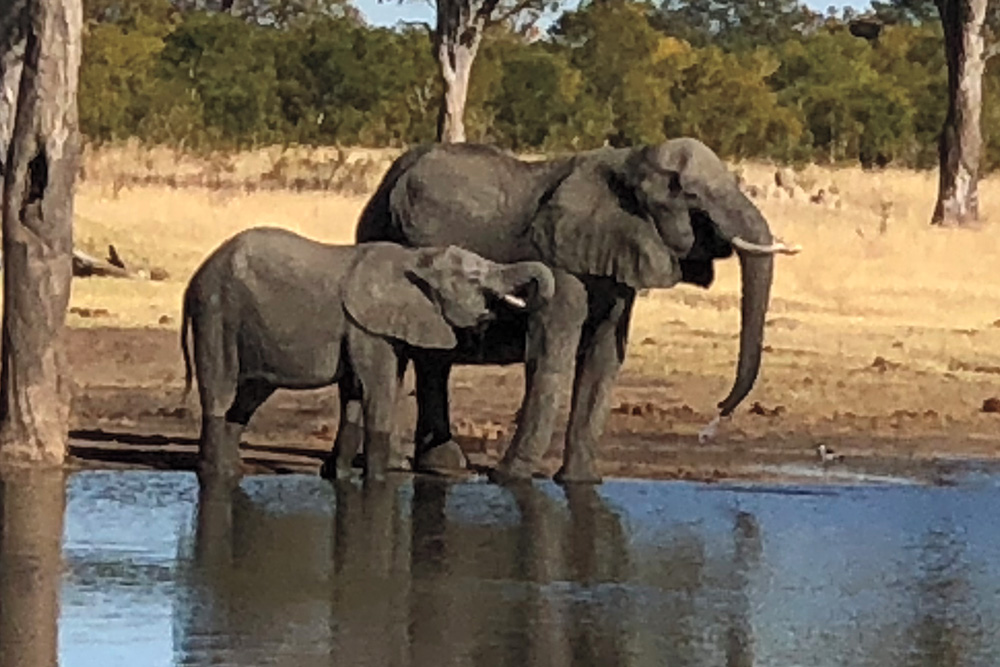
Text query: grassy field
62 142 1000 473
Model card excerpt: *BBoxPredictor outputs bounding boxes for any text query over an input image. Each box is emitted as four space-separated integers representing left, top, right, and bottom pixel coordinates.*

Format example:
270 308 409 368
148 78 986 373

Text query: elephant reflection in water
405 478 635 667
179 478 341 666
724 509 762 667
181 478 417 667
0 470 67 667
179 476 637 667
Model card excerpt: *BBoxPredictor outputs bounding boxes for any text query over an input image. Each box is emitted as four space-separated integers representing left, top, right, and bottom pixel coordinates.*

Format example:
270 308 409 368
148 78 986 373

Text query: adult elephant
354 138 799 484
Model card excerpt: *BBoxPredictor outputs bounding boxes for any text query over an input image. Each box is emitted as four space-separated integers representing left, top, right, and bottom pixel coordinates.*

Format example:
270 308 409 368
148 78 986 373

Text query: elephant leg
202 378 275 482
493 272 588 483
194 316 244 484
199 416 243 485
348 330 398 483
323 377 364 481
556 289 635 485
326 356 411 480
361 394 395 484
411 356 467 475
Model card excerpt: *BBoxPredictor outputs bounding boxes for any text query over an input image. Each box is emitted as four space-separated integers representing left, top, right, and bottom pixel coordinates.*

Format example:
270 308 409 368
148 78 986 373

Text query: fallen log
0 245 152 279
72 249 136 279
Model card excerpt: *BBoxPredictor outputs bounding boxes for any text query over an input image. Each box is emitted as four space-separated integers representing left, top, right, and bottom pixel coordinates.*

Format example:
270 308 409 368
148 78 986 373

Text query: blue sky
351 0 873 30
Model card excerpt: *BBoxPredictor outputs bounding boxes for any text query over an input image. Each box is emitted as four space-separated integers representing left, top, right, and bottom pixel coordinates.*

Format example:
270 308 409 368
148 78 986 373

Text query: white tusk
731 236 803 256
502 294 527 309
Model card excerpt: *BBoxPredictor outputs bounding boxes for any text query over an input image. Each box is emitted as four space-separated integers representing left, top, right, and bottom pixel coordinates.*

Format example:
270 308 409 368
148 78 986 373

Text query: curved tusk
731 236 803 256
502 294 527 309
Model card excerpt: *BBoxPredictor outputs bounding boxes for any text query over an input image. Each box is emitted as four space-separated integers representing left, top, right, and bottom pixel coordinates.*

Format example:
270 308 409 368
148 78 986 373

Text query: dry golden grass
64 143 1000 441
70 186 371 329
626 160 1000 434
79 140 403 195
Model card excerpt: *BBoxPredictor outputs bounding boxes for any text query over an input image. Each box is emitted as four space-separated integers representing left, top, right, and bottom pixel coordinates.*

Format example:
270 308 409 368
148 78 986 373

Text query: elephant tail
180 287 194 404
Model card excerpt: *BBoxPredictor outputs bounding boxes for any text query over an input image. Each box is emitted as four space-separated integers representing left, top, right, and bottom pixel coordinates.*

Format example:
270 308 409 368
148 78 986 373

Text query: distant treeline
80 0 1000 170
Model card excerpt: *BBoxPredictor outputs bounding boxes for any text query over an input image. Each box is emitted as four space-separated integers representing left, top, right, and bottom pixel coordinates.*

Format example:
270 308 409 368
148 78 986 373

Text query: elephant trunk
493 261 556 308
717 251 773 416
703 192 776 417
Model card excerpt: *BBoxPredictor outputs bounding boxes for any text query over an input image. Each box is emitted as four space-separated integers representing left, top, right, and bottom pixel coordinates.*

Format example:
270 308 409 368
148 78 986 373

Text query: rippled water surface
6 468 1000 666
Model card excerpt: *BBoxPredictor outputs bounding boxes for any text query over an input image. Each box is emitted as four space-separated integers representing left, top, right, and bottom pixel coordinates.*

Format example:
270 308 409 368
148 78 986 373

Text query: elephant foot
319 456 355 481
414 440 469 477
362 431 394 482
554 461 603 485
487 456 538 485
197 418 244 484
345 441 412 473
389 448 413 472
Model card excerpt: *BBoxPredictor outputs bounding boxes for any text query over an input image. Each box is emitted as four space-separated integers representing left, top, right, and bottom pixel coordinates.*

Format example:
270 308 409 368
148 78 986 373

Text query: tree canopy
76 0 1000 171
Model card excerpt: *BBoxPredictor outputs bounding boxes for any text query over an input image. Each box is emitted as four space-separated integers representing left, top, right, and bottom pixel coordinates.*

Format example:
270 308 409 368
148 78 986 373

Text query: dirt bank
64 325 1000 485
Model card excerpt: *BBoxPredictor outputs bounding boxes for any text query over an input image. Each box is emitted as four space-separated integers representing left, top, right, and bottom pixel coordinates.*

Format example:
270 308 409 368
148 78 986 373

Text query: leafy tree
868 22 947 167
652 0 823 51
64 0 1000 175
417 0 564 143
85 0 178 24
79 0 176 140
873 0 1000 224
271 19 436 144
157 12 282 146
667 46 804 159
168 0 362 27
553 0 682 145
487 44 581 148
771 31 914 165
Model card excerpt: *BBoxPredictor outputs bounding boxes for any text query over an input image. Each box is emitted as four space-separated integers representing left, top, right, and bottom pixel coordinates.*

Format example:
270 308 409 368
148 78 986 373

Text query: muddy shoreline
60 326 1000 487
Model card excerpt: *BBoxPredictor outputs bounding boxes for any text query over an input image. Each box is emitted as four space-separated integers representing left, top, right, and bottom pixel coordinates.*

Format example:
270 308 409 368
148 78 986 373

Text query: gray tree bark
0 0 28 173
0 0 82 465
435 0 490 143
932 0 987 226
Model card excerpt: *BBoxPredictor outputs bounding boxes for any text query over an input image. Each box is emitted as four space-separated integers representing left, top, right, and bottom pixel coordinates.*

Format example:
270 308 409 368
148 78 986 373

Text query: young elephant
180 226 554 483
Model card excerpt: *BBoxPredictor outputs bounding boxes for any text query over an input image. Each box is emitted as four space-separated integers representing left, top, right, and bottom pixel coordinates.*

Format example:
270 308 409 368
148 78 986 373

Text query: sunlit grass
62 143 1000 430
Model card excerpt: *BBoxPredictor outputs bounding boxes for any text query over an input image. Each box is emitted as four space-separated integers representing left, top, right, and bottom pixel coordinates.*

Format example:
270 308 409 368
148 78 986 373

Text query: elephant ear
342 243 457 350
529 155 686 290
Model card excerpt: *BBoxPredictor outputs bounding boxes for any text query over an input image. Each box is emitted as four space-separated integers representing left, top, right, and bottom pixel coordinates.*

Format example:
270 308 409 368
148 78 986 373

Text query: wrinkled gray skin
180 226 555 484
354 137 778 484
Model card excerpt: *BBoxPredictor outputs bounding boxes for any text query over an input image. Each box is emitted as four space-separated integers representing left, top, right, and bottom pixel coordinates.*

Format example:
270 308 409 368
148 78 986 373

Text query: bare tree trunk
932 0 987 227
0 0 28 173
435 0 488 143
0 0 82 465
436 40 478 143
0 469 66 667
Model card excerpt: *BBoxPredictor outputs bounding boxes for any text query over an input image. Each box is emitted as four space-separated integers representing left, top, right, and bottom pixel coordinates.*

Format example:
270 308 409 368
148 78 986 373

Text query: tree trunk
434 0 485 143
0 0 28 174
0 0 82 465
436 40 477 143
0 469 66 667
932 0 987 226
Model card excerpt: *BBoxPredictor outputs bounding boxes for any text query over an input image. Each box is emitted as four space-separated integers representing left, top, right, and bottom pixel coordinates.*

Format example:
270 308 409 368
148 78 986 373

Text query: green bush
77 0 995 171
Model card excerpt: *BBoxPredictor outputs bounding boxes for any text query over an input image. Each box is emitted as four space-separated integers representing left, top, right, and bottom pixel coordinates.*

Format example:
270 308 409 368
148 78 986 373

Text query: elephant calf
180 226 555 483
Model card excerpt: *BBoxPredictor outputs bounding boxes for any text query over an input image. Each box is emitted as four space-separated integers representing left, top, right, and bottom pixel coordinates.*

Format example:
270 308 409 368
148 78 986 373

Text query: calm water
3 468 1000 666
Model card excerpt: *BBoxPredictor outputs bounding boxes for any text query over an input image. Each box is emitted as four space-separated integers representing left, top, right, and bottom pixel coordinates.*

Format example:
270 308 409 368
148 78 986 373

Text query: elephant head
531 138 800 418
344 243 555 349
